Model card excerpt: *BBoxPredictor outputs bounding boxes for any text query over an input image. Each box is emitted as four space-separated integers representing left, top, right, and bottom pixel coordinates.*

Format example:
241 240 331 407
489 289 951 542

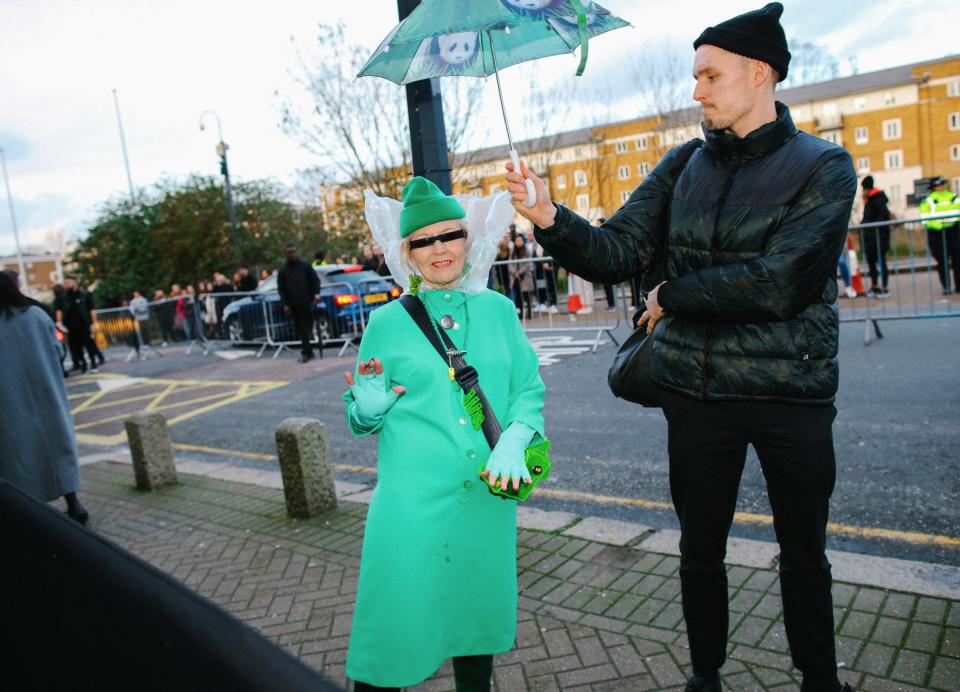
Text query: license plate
363 292 388 304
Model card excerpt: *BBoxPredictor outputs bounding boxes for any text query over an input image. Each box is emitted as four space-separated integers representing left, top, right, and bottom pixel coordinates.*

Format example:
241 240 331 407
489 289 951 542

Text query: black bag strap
399 294 503 448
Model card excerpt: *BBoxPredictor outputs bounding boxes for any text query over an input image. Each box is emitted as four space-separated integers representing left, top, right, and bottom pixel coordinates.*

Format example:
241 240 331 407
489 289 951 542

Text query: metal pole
487 30 516 152
200 111 242 263
0 147 28 292
397 0 452 194
112 89 137 201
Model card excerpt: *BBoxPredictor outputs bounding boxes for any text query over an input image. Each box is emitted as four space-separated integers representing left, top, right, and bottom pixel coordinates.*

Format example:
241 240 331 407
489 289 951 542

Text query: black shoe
66 504 89 526
298 354 313 363
685 673 721 691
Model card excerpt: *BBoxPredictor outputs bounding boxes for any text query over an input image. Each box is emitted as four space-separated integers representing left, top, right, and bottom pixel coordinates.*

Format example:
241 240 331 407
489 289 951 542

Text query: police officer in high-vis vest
919 176 960 294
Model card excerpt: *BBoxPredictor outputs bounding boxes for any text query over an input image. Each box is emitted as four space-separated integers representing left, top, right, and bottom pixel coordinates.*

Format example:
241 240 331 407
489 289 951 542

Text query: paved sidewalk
77 460 958 691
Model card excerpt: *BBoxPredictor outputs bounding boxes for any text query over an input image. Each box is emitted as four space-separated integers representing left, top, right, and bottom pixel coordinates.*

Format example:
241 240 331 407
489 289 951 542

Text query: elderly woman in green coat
342 178 546 691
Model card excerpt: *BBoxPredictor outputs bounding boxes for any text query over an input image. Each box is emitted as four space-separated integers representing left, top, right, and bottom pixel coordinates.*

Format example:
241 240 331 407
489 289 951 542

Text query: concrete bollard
275 418 337 519
124 412 178 491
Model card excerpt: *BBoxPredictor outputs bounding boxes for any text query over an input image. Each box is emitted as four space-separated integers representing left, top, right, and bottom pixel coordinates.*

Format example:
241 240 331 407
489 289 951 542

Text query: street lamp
0 147 28 293
199 110 241 262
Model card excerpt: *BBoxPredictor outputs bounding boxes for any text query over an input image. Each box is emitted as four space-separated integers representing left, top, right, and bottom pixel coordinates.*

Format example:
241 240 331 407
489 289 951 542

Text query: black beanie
861 175 874 189
693 2 791 82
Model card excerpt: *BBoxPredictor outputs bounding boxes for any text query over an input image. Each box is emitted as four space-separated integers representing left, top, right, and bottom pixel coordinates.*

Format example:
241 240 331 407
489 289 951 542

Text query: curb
79 450 960 601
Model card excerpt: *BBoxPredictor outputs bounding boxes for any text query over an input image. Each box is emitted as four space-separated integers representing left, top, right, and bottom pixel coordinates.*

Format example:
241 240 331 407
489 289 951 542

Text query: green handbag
478 435 552 502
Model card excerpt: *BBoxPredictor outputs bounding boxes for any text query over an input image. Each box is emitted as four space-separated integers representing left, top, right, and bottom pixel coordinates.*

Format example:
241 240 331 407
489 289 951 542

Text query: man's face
692 45 755 132
285 248 298 262
64 278 76 290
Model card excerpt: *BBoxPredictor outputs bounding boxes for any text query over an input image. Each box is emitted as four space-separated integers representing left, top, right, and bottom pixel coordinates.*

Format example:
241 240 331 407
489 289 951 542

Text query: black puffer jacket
536 104 856 404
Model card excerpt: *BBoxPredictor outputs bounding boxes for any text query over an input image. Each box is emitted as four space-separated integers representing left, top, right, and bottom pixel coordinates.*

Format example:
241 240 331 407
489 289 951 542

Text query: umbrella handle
511 149 537 209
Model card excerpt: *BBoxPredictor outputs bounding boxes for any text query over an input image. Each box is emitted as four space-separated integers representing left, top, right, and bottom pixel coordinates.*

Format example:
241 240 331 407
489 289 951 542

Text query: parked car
221 265 400 345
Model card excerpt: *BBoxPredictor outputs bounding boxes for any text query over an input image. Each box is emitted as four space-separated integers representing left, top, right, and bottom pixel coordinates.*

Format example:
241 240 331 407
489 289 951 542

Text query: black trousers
660 391 840 691
289 305 315 357
603 283 616 308
353 654 492 692
928 226 960 292
66 325 94 369
862 228 890 289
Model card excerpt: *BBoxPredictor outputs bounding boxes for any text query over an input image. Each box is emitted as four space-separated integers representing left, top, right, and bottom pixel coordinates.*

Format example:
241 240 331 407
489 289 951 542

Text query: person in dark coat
860 175 893 298
0 271 88 524
506 5 856 692
54 276 100 373
236 266 259 293
277 244 321 362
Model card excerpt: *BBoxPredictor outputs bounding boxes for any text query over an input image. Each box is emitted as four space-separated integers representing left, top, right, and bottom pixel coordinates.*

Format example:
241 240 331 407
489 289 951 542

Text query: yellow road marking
109 442 960 549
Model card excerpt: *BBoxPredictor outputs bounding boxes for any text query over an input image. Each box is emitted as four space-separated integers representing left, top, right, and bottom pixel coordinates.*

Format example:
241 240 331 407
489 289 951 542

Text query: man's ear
752 59 774 88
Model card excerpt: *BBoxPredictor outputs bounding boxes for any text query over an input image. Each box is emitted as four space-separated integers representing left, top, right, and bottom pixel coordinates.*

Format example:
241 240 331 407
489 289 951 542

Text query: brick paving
78 461 959 691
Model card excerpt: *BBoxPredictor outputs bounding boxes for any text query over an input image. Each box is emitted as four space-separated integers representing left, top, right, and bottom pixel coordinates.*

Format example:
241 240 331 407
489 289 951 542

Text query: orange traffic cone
847 235 865 296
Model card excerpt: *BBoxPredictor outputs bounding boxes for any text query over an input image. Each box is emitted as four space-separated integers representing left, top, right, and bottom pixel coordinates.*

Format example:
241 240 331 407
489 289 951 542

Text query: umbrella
358 0 630 207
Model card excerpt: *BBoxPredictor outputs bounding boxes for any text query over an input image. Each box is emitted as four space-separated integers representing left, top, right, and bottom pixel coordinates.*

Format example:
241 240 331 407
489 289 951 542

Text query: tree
782 40 841 88
278 22 487 246
71 177 326 302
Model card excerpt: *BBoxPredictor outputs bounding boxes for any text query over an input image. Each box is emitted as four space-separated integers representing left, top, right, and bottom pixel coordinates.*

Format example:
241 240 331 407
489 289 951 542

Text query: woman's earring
408 274 423 296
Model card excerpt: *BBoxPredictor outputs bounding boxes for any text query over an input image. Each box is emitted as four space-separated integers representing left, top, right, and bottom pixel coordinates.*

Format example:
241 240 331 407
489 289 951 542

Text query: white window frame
854 126 869 144
822 102 838 116
823 131 841 146
574 169 588 187
884 149 903 170
882 118 902 141
884 92 896 105
614 141 629 154
555 174 567 189
854 97 866 110
637 162 650 176
617 164 630 180
575 193 590 211
856 156 870 173
951 144 960 162
949 112 960 131
948 80 960 97
636 136 648 150
620 190 631 204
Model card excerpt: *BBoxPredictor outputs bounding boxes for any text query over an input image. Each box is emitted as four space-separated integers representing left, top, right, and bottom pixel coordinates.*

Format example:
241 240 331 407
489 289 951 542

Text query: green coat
343 288 545 688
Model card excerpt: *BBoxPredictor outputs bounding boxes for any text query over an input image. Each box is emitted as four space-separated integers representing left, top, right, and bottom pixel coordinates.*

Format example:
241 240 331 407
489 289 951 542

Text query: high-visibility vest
919 189 960 230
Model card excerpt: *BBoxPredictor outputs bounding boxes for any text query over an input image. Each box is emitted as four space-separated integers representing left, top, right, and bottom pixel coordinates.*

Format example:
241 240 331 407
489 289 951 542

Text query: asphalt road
85 315 960 566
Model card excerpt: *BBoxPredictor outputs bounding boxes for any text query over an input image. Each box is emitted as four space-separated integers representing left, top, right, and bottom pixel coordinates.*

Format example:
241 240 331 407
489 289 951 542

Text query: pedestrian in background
153 289 174 345
237 265 258 293
509 233 535 319
129 289 150 346
860 175 893 298
278 244 321 363
55 275 99 374
920 175 960 295
507 4 856 690
0 271 89 525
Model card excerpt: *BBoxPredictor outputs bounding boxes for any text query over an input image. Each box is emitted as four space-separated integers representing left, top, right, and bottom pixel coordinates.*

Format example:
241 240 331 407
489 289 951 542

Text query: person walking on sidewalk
920 175 960 295
860 175 893 298
0 271 89 525
278 244 321 362
342 177 544 692
506 4 855 691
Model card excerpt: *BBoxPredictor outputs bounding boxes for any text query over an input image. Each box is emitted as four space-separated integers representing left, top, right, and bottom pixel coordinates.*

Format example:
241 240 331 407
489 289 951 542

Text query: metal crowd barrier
255 281 360 359
93 306 148 362
841 211 960 345
490 256 623 352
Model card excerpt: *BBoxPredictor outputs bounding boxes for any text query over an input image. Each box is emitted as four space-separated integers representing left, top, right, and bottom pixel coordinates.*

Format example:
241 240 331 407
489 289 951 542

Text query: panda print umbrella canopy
358 0 630 85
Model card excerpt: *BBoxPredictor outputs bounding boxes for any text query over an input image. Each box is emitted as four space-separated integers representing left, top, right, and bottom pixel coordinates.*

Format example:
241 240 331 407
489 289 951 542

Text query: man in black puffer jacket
506 4 855 692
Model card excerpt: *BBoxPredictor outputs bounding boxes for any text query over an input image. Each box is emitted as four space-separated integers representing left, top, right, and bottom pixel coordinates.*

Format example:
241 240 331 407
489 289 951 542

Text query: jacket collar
702 102 797 160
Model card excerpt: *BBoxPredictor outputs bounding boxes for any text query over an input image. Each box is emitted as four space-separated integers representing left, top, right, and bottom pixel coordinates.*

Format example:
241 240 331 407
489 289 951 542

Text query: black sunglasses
407 228 466 250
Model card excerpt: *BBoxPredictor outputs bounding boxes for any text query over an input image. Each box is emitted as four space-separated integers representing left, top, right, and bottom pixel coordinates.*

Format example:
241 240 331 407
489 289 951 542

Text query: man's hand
505 160 557 228
283 304 291 314
637 281 667 335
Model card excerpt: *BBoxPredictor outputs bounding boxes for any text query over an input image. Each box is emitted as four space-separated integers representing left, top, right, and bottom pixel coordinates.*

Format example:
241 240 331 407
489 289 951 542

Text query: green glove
347 372 404 428
481 421 536 491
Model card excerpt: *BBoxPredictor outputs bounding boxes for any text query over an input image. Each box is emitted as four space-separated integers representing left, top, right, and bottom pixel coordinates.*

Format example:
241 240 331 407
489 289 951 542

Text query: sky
1 0 958 256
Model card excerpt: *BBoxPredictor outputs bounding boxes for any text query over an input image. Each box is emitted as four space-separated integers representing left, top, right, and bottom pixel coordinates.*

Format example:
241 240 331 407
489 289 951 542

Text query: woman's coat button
463 480 473 489
458 417 467 425
466 449 476 459
443 293 452 301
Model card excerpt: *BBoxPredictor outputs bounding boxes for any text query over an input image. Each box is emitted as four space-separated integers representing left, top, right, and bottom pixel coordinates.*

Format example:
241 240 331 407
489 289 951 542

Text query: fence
841 211 960 344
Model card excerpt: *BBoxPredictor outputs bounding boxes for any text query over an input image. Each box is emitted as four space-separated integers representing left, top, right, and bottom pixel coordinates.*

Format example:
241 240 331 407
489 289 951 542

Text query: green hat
399 176 465 238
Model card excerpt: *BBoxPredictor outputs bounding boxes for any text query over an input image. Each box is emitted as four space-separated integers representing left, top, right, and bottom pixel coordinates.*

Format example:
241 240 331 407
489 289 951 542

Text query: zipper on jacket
700 160 740 399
